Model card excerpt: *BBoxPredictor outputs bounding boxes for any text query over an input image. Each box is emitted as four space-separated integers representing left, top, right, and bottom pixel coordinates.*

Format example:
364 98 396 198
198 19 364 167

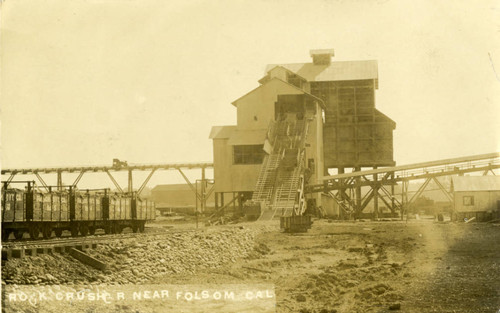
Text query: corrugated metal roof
227 129 267 145
265 60 378 84
232 77 325 109
209 126 236 139
258 65 308 84
451 176 500 192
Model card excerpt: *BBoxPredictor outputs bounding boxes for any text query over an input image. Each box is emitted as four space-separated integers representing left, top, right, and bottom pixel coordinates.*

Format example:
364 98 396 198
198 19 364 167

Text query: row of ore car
1 181 155 241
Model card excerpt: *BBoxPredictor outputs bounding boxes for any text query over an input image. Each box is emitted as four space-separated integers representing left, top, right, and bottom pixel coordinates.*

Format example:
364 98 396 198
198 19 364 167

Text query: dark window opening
463 196 474 206
233 145 265 164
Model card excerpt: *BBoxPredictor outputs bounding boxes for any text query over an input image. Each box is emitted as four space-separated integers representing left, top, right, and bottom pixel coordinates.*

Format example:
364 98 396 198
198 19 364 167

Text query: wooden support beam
377 190 394 211
359 188 375 212
72 170 86 187
432 177 454 203
69 248 107 271
208 193 239 220
408 177 432 205
379 185 402 207
105 170 124 193
137 168 157 196
57 170 62 191
373 166 379 219
6 173 17 185
34 172 49 191
127 169 133 193
205 183 216 199
177 169 202 202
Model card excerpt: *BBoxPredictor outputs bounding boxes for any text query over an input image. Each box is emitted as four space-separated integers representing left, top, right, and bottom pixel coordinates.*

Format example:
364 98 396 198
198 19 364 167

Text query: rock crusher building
210 50 396 222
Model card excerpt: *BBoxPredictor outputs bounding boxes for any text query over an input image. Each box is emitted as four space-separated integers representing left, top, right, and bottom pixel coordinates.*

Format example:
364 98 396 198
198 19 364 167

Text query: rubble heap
2 227 255 285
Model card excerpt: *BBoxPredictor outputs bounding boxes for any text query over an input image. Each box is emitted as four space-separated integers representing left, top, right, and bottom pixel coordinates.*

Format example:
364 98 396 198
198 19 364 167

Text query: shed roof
265 60 378 87
228 129 267 145
258 65 308 85
451 176 500 192
231 77 325 109
209 125 236 139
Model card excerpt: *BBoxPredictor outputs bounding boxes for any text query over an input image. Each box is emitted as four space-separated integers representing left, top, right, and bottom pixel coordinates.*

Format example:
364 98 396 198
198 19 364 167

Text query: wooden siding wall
454 191 500 212
212 138 262 193
311 80 395 168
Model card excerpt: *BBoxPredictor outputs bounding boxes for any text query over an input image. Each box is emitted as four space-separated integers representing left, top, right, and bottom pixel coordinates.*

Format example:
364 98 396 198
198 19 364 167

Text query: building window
463 196 474 206
233 145 265 164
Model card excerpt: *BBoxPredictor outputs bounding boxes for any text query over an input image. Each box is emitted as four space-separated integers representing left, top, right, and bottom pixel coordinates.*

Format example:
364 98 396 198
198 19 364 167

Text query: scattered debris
242 266 272 274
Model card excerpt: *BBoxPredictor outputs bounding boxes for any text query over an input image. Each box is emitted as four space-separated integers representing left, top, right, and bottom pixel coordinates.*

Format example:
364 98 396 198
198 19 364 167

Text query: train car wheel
132 223 138 233
116 225 123 234
70 224 79 237
2 229 11 241
29 226 40 240
139 222 145 233
104 225 111 234
14 230 24 240
42 226 52 239
55 229 63 237
89 227 96 235
79 224 89 236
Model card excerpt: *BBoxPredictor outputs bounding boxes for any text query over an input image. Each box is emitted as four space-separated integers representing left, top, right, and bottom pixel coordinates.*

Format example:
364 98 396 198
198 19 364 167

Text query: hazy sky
1 0 499 188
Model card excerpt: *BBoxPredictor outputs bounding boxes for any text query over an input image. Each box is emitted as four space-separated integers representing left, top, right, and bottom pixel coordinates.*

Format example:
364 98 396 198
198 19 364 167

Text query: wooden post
373 166 378 220
339 167 345 219
391 171 395 214
355 167 361 219
201 168 206 213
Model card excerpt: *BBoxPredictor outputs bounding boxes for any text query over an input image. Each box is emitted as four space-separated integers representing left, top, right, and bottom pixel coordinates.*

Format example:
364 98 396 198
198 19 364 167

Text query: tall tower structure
210 49 396 220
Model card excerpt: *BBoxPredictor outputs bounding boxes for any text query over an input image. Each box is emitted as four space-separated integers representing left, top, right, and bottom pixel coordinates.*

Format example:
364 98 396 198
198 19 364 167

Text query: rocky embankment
2 227 256 285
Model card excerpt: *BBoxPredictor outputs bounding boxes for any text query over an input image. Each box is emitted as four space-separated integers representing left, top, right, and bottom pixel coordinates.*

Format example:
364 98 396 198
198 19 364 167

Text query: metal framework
1 161 213 212
307 152 500 218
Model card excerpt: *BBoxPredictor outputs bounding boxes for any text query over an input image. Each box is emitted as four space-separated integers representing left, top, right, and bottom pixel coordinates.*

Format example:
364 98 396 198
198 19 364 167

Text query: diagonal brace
178 169 202 201
34 172 49 191
105 170 124 193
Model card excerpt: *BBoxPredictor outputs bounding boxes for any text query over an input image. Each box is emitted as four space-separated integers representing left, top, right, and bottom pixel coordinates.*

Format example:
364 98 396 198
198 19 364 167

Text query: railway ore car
1 181 156 241
134 198 155 232
2 189 25 223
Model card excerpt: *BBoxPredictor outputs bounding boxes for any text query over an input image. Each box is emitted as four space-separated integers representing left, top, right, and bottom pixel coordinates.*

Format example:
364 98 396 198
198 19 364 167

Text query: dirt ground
173 218 500 313
2 218 500 313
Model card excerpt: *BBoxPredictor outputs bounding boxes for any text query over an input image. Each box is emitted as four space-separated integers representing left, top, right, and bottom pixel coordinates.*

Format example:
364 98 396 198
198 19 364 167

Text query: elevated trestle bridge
1 160 214 212
308 152 500 218
2 153 499 219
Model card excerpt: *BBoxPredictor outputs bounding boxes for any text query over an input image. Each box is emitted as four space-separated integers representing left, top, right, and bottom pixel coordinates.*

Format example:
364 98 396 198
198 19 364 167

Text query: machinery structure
210 49 396 231
3 50 499 234
311 152 500 219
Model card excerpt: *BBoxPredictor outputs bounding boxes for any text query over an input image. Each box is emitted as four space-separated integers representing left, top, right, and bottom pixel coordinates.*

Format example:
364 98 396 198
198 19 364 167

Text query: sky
1 0 499 189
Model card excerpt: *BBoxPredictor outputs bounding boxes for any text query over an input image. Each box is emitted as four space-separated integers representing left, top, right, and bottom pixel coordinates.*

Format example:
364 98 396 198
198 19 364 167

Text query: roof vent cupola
310 49 335 65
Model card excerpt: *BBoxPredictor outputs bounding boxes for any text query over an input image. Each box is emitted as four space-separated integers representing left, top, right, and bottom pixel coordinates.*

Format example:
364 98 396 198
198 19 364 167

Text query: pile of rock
2 227 256 285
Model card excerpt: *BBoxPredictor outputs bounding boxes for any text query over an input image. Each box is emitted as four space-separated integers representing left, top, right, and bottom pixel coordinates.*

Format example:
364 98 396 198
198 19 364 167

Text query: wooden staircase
250 118 310 221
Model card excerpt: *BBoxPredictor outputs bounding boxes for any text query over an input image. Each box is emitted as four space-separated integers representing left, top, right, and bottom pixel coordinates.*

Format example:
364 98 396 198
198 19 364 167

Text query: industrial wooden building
451 176 500 221
210 49 395 217
152 183 215 214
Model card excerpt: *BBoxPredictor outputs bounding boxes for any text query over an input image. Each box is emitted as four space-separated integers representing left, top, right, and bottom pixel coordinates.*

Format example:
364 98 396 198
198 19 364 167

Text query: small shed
451 176 500 221
151 183 215 214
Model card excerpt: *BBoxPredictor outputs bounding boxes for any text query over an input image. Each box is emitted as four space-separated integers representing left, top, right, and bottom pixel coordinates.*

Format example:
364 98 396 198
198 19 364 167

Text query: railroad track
1 226 195 250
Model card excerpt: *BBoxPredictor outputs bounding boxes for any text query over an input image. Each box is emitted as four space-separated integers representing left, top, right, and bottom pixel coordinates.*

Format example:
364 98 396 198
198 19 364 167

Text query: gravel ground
2 219 499 313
